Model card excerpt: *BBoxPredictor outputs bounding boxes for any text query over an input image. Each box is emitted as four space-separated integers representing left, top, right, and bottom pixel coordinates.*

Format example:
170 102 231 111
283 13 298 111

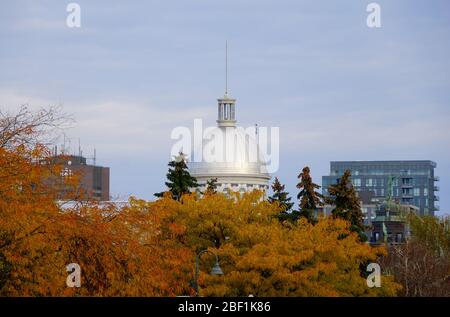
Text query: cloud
281 106 450 155
0 89 211 159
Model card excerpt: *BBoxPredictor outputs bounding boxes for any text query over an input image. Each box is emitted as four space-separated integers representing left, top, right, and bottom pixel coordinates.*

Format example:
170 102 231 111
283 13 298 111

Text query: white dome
190 126 269 177
189 126 270 194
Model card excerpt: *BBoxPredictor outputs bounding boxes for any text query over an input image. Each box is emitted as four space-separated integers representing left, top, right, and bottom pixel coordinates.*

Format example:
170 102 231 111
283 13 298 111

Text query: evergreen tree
327 170 366 241
204 178 218 195
296 166 323 223
268 177 294 214
154 152 198 201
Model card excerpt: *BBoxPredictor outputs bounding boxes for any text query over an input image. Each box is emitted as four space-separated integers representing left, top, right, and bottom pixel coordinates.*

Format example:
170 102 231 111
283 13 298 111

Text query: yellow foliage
160 191 401 297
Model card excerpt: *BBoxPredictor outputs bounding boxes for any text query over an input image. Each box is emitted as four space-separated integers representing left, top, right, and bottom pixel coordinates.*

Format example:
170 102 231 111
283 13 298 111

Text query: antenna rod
225 40 228 95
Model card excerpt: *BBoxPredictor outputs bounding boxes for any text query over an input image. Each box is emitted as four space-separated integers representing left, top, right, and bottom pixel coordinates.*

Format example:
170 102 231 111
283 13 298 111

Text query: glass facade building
322 161 439 216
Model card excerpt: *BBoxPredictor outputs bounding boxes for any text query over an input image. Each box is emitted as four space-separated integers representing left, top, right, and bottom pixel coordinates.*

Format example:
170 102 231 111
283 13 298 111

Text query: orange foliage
0 106 401 297
1 107 194 296
166 192 401 296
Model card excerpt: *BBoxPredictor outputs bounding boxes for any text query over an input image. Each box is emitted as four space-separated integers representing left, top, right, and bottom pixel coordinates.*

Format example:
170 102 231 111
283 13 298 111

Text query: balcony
434 196 439 201
434 186 440 191
401 184 413 188
434 205 440 211
434 176 440 181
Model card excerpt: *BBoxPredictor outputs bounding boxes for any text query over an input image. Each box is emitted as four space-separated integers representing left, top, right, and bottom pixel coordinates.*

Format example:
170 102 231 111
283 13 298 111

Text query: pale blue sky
0 1 449 215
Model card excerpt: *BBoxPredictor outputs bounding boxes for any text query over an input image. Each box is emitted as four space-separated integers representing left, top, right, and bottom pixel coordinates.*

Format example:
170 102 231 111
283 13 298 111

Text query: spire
225 40 228 96
217 41 236 127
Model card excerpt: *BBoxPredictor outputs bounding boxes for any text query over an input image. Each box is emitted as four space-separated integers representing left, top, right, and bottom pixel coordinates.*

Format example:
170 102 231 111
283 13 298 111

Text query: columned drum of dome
217 94 237 127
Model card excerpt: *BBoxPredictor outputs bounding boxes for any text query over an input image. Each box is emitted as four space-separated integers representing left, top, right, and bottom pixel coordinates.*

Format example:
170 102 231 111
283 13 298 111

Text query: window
414 188 420 197
402 197 413 204
424 188 428 196
366 178 373 187
402 178 413 185
353 178 361 187
402 188 412 195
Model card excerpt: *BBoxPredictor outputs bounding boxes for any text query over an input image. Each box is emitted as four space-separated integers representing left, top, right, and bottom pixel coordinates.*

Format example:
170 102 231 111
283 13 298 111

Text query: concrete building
322 161 439 216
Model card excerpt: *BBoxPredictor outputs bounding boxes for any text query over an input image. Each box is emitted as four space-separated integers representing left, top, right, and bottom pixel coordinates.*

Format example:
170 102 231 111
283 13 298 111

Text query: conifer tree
204 178 218 195
296 166 323 223
154 152 198 201
268 177 294 213
327 170 366 241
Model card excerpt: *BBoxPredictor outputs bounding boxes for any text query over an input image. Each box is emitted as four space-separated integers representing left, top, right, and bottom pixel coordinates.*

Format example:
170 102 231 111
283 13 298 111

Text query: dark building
50 154 110 201
322 161 439 216
369 202 418 245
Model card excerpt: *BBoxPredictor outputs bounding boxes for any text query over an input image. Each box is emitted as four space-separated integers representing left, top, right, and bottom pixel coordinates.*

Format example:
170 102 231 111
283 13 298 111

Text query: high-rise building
322 160 439 216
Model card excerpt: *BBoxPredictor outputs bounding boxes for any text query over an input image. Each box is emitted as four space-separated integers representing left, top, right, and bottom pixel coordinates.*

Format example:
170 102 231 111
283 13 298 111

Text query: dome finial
225 40 228 96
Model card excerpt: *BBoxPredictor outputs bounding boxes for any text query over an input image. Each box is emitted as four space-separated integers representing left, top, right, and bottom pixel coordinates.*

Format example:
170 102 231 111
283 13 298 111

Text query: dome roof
189 126 270 181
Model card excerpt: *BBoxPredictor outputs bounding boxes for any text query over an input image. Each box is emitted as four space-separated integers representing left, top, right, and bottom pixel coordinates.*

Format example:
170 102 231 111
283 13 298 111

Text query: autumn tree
0 106 195 296
169 191 401 296
296 166 323 223
327 170 366 241
408 214 450 257
154 152 198 201
0 106 72 295
380 214 450 296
